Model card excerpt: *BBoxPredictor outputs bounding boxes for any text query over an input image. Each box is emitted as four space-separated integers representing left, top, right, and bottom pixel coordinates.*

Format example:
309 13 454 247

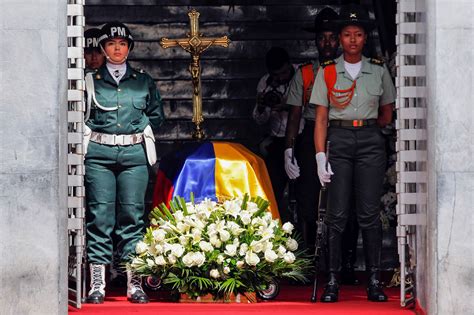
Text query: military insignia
369 58 384 66
299 62 313 69
350 13 357 18
321 59 336 68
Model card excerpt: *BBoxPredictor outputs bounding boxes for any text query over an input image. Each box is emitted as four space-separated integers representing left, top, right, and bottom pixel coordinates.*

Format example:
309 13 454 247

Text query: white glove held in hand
315 152 334 186
284 148 300 179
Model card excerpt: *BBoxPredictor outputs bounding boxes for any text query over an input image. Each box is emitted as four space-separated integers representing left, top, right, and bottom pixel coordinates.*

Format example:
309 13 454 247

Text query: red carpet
69 284 416 315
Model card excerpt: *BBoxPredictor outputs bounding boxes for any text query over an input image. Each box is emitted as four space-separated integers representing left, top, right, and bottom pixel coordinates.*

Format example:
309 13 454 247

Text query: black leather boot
362 228 388 302
321 272 339 302
86 264 106 304
341 216 359 285
321 228 342 303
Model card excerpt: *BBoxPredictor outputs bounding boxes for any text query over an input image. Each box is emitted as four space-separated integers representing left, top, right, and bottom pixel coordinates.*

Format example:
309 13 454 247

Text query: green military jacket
310 55 396 121
286 61 320 121
87 63 164 135
85 63 165 165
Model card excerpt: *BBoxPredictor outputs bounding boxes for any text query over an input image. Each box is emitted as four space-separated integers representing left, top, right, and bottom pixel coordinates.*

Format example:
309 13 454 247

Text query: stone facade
424 0 474 314
0 0 68 314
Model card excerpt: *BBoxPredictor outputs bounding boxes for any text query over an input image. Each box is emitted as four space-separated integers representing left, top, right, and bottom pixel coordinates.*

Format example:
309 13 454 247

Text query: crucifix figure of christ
160 9 230 140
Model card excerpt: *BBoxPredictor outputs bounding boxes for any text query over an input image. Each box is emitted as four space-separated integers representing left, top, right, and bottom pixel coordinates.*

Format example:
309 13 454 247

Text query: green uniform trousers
85 144 149 265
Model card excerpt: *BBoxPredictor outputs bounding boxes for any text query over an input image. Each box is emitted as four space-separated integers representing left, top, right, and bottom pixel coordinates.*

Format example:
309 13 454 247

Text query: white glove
284 148 300 179
315 152 334 186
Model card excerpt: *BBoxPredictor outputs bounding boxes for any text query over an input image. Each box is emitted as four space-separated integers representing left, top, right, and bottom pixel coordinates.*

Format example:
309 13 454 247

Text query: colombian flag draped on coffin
153 141 279 219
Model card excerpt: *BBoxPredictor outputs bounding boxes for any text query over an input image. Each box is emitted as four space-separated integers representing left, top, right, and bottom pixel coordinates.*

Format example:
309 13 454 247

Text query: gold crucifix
160 9 230 140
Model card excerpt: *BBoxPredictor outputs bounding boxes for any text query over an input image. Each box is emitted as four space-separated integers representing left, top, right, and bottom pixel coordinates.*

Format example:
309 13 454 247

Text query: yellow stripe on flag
213 142 280 219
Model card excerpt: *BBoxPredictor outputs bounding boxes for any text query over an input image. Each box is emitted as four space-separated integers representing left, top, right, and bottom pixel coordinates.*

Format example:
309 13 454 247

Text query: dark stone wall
85 0 398 271
85 1 356 156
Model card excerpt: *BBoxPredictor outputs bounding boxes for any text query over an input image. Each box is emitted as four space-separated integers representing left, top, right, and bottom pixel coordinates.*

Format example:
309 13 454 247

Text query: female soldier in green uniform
84 22 165 304
310 5 396 302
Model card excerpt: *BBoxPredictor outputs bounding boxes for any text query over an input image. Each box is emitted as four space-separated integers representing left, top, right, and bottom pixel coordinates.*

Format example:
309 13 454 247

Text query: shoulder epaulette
321 59 336 68
298 62 313 70
133 68 146 74
369 58 384 66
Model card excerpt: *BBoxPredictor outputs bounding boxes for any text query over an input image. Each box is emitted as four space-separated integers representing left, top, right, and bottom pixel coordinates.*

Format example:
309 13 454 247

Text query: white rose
239 211 252 225
277 245 287 257
193 252 206 267
155 255 167 266
182 252 195 267
210 269 220 279
199 241 214 252
264 212 273 222
131 257 143 268
179 235 188 246
168 255 177 264
163 242 173 254
135 241 148 254
176 222 189 233
223 200 241 218
250 240 264 253
286 238 298 251
262 241 273 252
192 229 202 243
186 203 196 214
246 201 259 214
217 254 225 264
174 210 184 222
220 230 231 242
252 217 266 227
260 227 275 239
146 258 155 267
282 222 294 234
227 222 244 236
224 244 237 257
264 249 278 263
245 251 260 266
236 261 245 268
152 229 167 242
209 235 222 247
239 243 248 256
223 266 231 274
154 244 163 255
283 252 296 264
171 244 185 257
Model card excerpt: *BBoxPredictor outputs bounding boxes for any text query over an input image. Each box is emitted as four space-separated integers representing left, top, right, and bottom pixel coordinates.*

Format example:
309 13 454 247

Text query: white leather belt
90 131 143 146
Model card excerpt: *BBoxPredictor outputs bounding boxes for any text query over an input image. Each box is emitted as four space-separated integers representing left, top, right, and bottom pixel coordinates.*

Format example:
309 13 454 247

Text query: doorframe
395 0 427 308
65 0 430 309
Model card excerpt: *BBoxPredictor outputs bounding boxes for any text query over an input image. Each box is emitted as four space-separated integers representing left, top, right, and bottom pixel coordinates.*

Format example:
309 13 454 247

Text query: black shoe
320 281 339 302
127 289 149 303
86 290 105 304
367 281 388 302
341 268 360 285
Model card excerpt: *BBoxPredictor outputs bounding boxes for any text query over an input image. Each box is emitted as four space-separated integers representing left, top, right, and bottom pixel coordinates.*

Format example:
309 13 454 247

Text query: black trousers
295 121 320 248
264 136 290 223
326 125 386 233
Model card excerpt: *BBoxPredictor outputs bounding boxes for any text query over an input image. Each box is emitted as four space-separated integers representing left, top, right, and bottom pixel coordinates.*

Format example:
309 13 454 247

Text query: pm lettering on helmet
86 38 99 48
110 27 127 37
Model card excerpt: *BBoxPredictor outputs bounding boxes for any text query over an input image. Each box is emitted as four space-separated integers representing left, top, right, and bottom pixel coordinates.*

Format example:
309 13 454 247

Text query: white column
425 0 474 314
0 1 68 314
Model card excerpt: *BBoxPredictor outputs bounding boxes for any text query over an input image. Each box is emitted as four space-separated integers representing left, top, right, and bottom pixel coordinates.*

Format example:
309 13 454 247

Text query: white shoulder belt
84 72 118 122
